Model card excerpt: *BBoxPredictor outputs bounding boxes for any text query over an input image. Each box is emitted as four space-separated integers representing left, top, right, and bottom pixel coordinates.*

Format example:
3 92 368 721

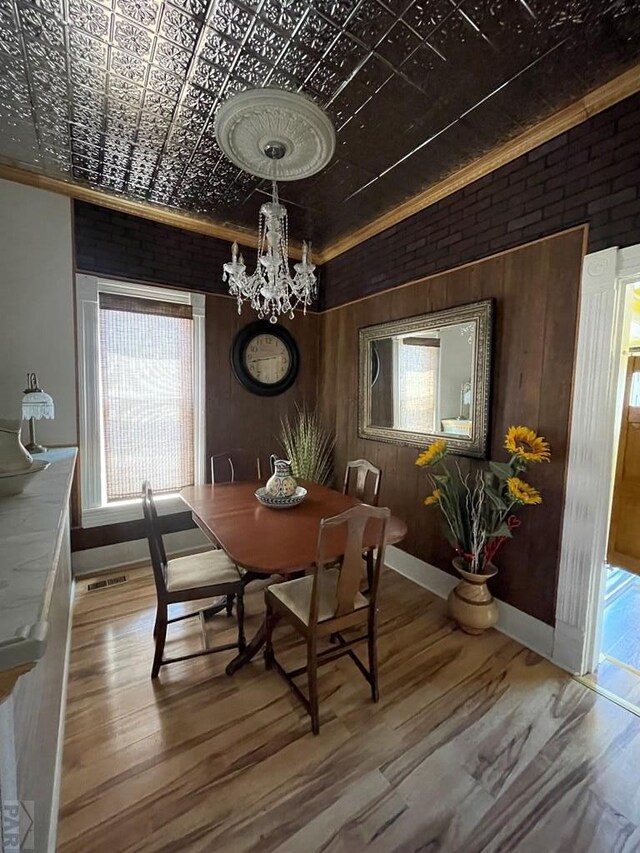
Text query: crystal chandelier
215 88 336 323
223 178 316 324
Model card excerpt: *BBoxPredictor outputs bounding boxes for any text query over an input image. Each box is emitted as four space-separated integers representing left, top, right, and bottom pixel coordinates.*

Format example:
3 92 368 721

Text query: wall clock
231 321 300 397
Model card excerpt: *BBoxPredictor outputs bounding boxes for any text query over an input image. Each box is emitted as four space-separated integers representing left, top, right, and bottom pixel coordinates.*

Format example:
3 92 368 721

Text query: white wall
0 179 77 445
438 325 473 422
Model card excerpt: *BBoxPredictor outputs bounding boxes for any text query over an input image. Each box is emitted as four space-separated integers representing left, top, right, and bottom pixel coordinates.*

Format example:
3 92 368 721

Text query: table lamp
22 373 55 454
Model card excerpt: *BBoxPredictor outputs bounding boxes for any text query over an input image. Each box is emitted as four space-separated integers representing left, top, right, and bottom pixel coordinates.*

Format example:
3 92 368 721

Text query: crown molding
313 64 640 264
1 64 638 267
0 163 305 260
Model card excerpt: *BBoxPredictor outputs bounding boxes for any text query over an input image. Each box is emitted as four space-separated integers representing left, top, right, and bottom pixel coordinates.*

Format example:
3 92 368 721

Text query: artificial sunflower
506 477 542 506
424 488 442 506
416 439 447 468
504 426 550 463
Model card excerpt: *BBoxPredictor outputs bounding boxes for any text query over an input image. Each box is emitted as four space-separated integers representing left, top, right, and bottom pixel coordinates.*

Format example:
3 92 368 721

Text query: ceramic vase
448 557 499 635
0 419 33 474
266 457 297 497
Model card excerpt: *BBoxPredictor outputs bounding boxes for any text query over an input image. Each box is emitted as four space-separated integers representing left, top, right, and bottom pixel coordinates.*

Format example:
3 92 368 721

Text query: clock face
232 321 300 397
244 333 291 384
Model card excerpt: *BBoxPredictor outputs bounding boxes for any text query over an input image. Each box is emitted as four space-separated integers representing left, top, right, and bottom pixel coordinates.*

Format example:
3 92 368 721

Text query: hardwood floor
581 657 640 715
578 569 640 717
58 565 640 852
602 573 640 671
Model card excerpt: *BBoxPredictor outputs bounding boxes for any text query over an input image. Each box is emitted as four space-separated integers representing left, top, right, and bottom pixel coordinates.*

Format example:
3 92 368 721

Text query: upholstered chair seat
268 569 368 627
165 551 241 592
265 503 391 734
142 481 246 679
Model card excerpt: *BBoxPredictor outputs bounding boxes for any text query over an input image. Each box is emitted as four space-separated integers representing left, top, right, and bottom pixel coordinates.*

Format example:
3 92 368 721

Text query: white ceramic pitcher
0 419 33 474
266 457 297 497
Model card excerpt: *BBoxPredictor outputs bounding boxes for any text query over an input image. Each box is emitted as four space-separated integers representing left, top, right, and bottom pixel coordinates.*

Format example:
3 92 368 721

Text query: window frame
76 274 205 527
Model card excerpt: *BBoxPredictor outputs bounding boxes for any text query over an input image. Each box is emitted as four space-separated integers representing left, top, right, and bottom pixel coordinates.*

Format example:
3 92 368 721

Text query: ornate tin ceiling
1 0 639 246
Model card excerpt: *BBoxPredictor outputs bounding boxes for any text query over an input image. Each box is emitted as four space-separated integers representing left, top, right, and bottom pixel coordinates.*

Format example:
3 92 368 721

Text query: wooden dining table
179 481 407 675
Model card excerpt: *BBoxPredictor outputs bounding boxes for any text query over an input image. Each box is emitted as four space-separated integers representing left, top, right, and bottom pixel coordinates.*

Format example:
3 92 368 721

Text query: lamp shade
22 373 55 421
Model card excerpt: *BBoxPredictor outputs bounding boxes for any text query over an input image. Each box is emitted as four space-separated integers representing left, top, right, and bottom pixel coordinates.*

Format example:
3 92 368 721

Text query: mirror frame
358 299 494 458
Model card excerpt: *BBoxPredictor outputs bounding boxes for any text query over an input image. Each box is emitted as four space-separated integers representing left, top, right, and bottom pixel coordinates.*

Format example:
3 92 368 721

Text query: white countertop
0 448 76 672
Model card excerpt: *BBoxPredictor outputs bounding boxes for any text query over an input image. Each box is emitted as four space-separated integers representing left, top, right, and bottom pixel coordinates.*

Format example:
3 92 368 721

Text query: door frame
553 244 640 675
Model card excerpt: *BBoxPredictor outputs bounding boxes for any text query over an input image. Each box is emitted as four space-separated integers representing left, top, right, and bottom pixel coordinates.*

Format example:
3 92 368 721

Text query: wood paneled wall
319 228 586 625
206 295 320 478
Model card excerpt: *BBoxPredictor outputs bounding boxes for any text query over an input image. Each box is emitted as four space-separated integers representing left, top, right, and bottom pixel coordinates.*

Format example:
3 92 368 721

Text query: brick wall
75 91 640 309
74 201 323 308
74 201 230 294
323 92 640 309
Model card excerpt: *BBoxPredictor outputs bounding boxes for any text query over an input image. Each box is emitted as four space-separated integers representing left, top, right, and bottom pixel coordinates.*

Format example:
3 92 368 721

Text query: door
608 355 640 573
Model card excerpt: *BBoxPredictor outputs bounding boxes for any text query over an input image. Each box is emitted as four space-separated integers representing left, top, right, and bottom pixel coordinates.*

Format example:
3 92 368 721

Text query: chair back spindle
211 450 261 484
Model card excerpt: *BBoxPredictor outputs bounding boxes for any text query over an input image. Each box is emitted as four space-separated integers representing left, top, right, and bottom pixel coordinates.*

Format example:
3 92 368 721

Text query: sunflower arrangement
416 426 550 573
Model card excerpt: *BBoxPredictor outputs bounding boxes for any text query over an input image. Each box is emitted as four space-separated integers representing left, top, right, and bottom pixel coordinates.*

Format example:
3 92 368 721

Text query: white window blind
396 341 439 432
99 293 194 501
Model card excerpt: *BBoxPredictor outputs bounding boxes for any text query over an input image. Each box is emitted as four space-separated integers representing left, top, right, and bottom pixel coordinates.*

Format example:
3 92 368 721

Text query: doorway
580 286 640 714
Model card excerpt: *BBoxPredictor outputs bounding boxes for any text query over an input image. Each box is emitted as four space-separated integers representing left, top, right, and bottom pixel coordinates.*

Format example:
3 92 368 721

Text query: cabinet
0 449 76 853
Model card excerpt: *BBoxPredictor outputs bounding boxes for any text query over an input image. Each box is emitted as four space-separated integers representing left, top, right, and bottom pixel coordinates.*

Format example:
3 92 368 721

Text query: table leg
202 570 263 621
223 569 303 675
202 598 230 620
225 613 281 675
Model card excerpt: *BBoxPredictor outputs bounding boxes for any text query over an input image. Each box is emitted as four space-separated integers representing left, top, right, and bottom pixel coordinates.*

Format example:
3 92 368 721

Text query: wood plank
180 482 407 573
204 297 320 483
608 356 640 575
58 565 640 852
319 229 585 624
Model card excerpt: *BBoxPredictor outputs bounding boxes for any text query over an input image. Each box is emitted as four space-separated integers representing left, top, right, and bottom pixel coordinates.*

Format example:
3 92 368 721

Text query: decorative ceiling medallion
214 88 336 182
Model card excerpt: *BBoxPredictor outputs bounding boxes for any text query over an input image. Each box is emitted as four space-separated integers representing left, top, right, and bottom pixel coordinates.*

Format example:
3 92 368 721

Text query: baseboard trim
385 545 559 666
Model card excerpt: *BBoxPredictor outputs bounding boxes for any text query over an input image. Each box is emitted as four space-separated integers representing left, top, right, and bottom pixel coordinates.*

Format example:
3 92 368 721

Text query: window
393 338 439 432
77 276 205 526
631 370 640 408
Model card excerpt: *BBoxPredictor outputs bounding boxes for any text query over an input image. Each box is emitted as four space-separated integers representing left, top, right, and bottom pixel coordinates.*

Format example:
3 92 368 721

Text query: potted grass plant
279 404 334 486
416 426 551 634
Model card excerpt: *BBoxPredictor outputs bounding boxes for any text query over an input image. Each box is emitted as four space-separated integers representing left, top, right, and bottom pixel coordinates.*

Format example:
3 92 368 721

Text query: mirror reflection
359 300 493 458
370 322 476 437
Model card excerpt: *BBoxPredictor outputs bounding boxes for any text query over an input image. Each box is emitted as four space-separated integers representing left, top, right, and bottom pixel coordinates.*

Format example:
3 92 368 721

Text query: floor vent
87 575 127 591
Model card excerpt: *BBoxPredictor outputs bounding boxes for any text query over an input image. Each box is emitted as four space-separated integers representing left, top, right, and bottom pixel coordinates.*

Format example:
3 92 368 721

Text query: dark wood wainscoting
319 227 586 625
71 512 195 551
205 295 321 478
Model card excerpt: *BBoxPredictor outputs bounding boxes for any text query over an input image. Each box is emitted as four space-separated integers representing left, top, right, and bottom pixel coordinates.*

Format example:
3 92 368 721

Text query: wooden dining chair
342 458 382 506
343 459 382 589
264 503 391 734
142 482 246 679
209 449 261 616
210 449 261 484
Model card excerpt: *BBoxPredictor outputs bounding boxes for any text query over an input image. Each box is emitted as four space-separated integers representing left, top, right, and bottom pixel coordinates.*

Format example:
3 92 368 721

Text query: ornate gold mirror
359 300 493 458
